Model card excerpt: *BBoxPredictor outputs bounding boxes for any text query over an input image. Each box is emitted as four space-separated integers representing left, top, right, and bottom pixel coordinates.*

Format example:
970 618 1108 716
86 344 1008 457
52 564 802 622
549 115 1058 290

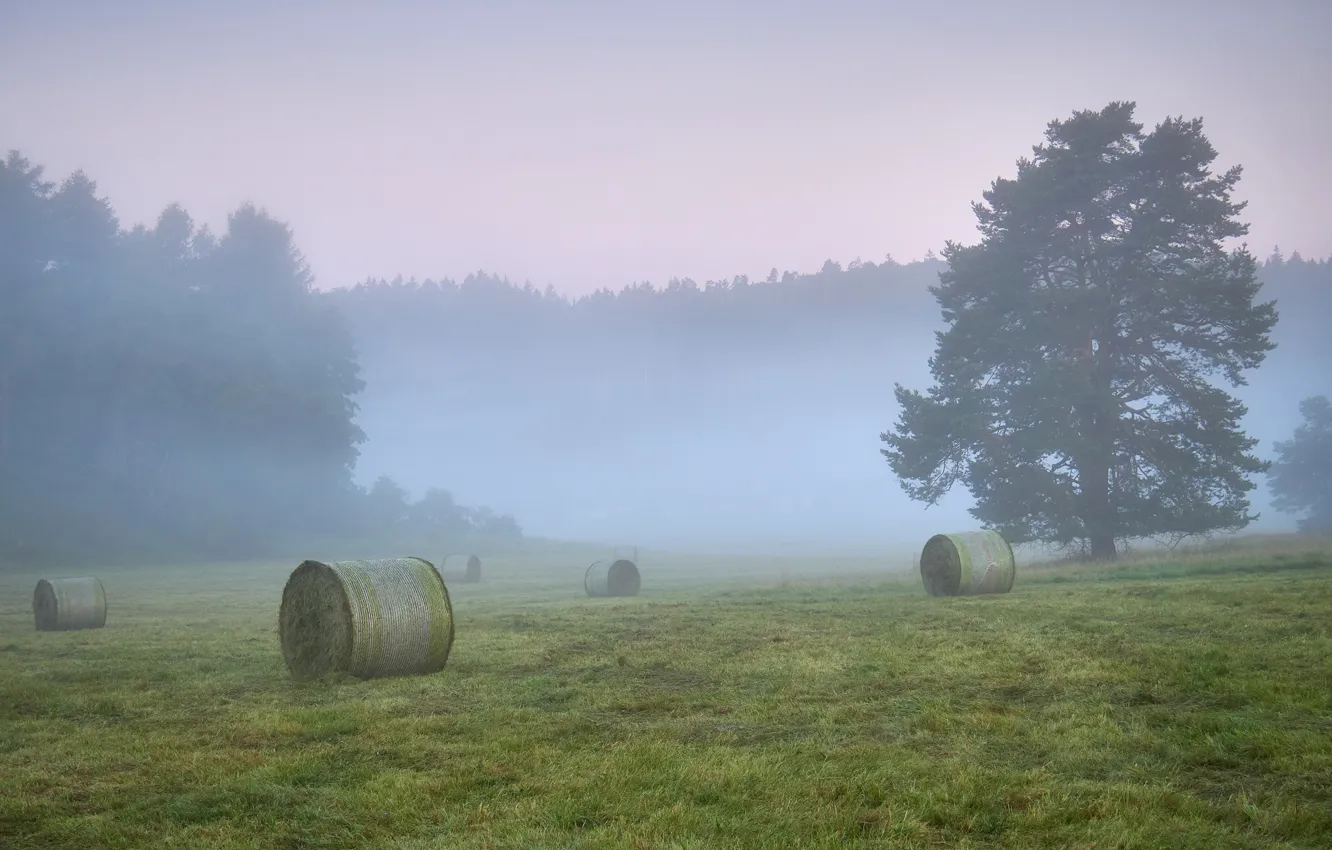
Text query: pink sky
3 0 1329 295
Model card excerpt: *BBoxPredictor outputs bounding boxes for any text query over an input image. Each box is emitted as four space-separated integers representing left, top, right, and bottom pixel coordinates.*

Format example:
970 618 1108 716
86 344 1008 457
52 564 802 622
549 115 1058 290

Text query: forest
2 149 1330 563
0 152 520 566
332 250 1330 554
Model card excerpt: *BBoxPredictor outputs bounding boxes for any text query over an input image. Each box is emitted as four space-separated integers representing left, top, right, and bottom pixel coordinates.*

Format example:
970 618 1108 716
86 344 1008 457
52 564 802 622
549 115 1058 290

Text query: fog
338 257 1331 556
344 268 951 555
4 0 1331 566
2 162 1328 568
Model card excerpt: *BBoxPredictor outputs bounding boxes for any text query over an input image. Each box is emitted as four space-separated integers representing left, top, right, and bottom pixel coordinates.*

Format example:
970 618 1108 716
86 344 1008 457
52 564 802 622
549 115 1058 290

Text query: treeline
0 152 521 567
328 248 1332 550
335 249 1328 319
331 248 1330 358
334 255 943 336
328 258 949 433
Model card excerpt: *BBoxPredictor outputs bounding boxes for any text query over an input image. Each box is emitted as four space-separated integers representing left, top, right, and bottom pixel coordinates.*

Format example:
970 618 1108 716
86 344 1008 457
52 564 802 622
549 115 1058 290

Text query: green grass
2 544 1331 849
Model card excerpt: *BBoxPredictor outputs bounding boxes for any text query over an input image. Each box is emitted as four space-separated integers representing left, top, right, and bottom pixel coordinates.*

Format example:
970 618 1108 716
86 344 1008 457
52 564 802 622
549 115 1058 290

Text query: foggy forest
2 148 1329 564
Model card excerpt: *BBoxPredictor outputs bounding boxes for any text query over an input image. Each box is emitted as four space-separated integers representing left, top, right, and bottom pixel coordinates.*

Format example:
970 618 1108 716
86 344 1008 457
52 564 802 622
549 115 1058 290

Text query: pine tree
881 102 1277 559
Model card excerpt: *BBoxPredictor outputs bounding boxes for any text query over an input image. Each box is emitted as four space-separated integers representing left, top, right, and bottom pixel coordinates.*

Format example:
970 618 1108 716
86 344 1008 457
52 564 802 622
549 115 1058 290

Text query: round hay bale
278 557 455 680
33 577 107 631
441 553 482 584
919 530 1016 597
585 558 641 597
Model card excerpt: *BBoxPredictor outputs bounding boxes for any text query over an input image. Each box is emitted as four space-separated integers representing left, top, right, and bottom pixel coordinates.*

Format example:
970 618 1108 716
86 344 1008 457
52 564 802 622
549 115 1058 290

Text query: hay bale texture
33 577 107 631
278 557 455 680
585 558 641 597
919 530 1016 597
441 553 482 584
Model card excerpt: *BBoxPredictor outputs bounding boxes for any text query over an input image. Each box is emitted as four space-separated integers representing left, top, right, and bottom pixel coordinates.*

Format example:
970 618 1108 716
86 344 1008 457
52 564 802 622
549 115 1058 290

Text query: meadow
2 540 1330 849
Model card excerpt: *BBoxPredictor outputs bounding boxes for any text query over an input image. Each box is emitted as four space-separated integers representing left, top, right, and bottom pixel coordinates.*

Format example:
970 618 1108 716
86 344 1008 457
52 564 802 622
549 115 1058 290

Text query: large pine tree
881 102 1278 560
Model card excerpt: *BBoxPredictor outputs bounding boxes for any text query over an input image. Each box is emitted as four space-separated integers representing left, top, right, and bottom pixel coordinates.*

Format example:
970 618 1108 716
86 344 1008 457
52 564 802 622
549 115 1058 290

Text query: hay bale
585 558 641 597
33 577 107 631
919 530 1016 597
441 553 482 584
278 557 455 680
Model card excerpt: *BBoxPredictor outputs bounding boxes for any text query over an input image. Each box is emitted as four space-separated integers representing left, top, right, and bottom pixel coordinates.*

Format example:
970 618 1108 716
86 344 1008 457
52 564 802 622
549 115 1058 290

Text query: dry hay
278 557 455 680
33 577 107 631
441 553 482 584
585 558 641 597
919 530 1016 597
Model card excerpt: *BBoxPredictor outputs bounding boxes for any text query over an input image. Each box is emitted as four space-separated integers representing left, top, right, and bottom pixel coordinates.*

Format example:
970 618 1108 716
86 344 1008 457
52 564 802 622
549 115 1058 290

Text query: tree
0 151 385 563
880 102 1278 560
411 488 471 538
1269 396 1332 533
366 475 410 529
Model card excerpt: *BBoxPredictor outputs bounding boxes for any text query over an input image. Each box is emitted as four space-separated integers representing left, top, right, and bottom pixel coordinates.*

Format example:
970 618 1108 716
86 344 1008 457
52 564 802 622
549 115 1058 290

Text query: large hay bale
919 530 1016 597
33 577 107 631
585 558 641 597
278 557 455 680
441 553 482 584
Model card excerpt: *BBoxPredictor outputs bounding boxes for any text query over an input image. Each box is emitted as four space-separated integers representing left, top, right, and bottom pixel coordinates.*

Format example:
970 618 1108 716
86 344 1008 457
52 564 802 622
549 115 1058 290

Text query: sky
2 0 1330 296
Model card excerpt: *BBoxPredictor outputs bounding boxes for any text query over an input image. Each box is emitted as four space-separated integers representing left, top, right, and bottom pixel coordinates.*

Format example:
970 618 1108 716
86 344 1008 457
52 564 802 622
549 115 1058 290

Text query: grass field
2 541 1331 849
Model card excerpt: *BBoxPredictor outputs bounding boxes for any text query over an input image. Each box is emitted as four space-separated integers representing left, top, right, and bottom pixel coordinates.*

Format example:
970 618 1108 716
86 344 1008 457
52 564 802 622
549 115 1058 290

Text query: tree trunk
1088 527 1117 560
1080 460 1118 561
1080 336 1119 561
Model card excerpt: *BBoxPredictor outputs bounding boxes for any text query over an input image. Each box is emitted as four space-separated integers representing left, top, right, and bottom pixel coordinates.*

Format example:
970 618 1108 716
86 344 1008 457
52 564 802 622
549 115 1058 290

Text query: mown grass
1 544 1331 849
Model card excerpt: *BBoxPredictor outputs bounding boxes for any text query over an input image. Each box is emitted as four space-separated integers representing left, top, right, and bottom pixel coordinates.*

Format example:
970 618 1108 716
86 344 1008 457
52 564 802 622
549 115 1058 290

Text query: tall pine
881 102 1277 559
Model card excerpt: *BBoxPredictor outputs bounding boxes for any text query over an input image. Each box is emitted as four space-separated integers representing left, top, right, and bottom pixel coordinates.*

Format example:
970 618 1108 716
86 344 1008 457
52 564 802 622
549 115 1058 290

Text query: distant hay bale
919 530 1016 597
441 553 482 584
585 558 641 597
278 557 455 680
33 577 107 631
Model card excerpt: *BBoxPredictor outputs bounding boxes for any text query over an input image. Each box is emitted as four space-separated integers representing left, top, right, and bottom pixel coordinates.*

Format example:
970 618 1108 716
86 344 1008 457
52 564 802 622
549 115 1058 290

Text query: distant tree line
332 244 1331 554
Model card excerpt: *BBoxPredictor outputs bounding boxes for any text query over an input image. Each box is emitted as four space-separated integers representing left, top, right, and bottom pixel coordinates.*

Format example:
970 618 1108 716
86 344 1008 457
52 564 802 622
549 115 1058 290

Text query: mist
3 148 1327 568
4 0 1331 565
337 254 1331 556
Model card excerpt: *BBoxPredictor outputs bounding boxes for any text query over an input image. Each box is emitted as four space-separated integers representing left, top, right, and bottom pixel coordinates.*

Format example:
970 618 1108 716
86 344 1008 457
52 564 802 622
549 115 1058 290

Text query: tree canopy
881 102 1279 559
1269 396 1332 534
